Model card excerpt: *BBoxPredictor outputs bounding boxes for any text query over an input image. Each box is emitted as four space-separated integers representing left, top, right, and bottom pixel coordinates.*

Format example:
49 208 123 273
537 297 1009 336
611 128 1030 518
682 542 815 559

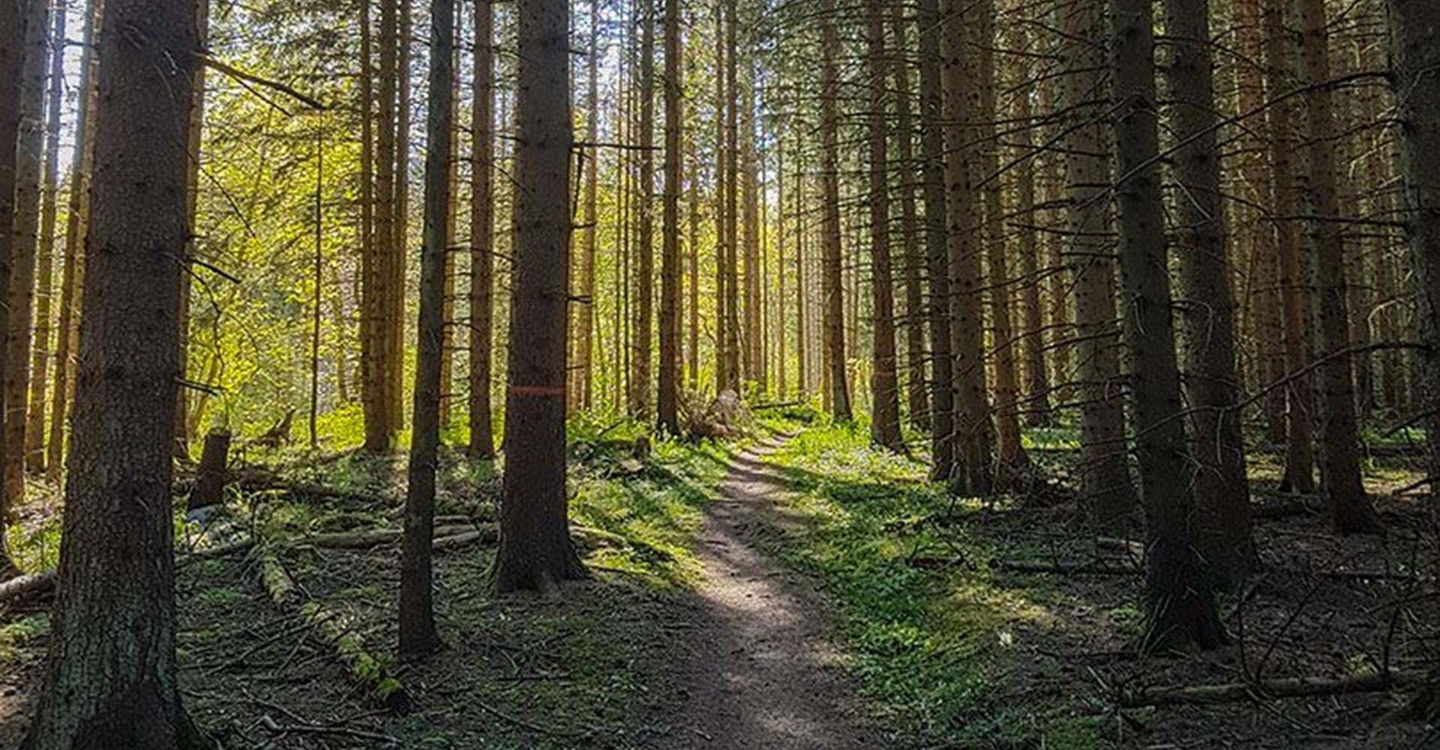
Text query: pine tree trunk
175 0 208 462
1235 0 1287 446
578 0 599 410
819 0 852 421
24 3 66 476
1263 2 1316 494
742 70 762 392
865 0 902 451
974 0 1024 482
1295 0 1377 534
469 0 496 459
1010 24 1051 429
390 0 412 431
1385 0 1440 522
0 0 27 579
1108 0 1224 651
1163 0 1255 587
1063 0 1135 529
712 1 728 395
629 0 655 417
368 0 398 452
891 4 928 431
658 0 682 433
492 0 587 595
20 0 209 741
4 0 51 507
399 0 454 658
941 0 992 495
918 0 953 483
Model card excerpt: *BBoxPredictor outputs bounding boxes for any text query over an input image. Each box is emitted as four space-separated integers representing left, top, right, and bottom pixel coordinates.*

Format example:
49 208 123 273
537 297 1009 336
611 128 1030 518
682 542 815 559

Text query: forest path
668 433 875 749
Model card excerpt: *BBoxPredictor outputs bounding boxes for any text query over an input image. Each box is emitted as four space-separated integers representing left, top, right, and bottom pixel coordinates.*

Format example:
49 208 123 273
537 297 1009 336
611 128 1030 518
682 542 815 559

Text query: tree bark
469 0 496 459
629 0 655 417
1010 24 1051 429
658 0 682 433
819 0 852 421
0 0 28 579
1295 0 1378 534
1108 0 1224 650
46 0 103 488
866 0 903 450
1062 0 1136 528
1162 0 1255 587
1386 0 1440 515
492 0 587 594
1262 2 1315 494
20 0 209 742
399 0 455 658
891 4 928 433
4 0 51 507
918 0 953 483
367 0 398 452
941 0 992 495
24 2 66 476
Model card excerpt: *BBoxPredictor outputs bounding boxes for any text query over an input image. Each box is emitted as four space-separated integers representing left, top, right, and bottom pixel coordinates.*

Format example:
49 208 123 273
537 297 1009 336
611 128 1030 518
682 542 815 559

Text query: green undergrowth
760 424 1109 749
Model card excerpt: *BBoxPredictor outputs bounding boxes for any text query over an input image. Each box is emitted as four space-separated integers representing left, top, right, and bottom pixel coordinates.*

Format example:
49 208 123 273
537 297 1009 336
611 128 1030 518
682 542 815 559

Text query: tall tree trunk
974 0 1024 483
399 0 454 658
629 0 654 416
865 0 902 450
1386 0 1439 519
892 3 928 431
19 0 210 741
918 0 953 483
1063 0 1135 528
1235 0 1287 446
492 0 587 595
368 0 398 451
47 0 103 488
1295 0 1377 534
1108 0 1224 651
712 1 728 395
0 0 27 579
175 0 208 462
24 1 66 476
1263 2 1315 493
4 0 51 506
1011 24 1051 429
742 67 762 392
469 0 496 459
391 0 413 430
1163 0 1254 588
658 0 682 433
687 134 700 392
721 0 741 393
819 0 852 421
438 13 461 431
577 0 599 411
940 0 991 495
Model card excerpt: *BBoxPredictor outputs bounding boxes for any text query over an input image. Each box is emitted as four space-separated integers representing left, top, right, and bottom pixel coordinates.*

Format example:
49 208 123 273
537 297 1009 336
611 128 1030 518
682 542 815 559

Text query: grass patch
758 423 1110 748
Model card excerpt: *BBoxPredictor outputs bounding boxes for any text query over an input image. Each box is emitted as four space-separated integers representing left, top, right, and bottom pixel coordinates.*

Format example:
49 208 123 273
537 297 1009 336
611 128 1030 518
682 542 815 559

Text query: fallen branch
305 523 493 550
252 545 410 711
990 559 1140 576
1119 670 1428 708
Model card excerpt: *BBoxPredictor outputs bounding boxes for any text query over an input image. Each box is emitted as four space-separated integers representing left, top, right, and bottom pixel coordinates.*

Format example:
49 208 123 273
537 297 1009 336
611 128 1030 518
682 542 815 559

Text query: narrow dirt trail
669 434 875 748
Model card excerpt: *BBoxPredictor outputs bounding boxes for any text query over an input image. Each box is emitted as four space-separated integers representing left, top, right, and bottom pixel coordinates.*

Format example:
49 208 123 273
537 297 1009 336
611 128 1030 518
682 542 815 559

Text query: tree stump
188 428 232 511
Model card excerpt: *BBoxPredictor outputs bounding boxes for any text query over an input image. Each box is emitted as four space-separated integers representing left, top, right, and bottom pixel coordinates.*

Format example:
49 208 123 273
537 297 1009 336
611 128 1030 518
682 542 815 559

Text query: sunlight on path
670 434 874 749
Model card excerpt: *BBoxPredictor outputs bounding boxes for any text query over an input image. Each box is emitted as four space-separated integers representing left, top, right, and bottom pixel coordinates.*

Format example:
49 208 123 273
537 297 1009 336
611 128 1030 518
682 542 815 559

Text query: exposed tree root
1119 670 1427 708
252 544 412 712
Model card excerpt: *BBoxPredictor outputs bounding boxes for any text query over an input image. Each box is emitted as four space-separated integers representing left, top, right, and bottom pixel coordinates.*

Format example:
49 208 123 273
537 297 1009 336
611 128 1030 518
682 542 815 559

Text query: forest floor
1 413 1438 748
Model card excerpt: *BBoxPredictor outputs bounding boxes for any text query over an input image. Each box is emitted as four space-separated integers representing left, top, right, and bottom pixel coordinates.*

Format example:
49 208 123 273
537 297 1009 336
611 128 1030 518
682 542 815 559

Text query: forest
0 0 1437 746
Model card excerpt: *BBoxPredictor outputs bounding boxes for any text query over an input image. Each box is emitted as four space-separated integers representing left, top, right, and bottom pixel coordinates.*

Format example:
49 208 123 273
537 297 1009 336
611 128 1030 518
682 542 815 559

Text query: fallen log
3 539 256 605
0 572 56 605
1119 670 1428 708
252 545 410 711
305 523 492 550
